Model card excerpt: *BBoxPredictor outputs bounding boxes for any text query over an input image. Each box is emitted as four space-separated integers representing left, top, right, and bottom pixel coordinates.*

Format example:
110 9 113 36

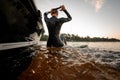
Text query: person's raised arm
44 11 50 22
60 5 72 23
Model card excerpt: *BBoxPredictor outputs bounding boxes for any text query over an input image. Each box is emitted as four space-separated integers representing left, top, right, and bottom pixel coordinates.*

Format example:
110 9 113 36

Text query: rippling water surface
18 42 120 80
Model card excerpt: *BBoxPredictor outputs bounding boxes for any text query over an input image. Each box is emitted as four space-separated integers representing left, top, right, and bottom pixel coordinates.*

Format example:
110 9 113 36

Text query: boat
0 0 44 79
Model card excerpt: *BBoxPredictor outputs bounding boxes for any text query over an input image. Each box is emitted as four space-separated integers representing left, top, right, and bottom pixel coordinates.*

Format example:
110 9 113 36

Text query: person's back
44 5 72 47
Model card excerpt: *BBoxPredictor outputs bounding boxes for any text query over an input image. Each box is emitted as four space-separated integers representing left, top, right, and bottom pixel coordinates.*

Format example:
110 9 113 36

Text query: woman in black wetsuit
44 5 72 47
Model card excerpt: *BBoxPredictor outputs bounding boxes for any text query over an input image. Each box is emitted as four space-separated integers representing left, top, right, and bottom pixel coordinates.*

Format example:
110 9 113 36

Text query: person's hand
60 5 66 11
50 9 55 14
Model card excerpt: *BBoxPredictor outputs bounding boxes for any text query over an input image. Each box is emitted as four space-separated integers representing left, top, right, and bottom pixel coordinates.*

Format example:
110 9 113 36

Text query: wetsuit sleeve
60 9 72 23
44 12 56 25
44 12 50 22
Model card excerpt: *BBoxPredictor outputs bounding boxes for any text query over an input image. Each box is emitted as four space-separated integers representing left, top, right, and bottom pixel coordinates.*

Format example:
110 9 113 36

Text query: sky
35 0 120 39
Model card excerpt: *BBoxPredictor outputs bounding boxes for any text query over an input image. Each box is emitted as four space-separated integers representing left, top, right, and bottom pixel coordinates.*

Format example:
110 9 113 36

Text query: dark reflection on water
18 46 120 80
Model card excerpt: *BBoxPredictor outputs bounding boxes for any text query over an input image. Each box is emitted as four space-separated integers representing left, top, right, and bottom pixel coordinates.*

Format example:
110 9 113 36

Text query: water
18 41 120 80
68 42 120 52
40 41 120 52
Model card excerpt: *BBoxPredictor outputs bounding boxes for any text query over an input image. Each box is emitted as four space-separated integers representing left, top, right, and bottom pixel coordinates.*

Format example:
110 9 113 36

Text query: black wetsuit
44 10 72 47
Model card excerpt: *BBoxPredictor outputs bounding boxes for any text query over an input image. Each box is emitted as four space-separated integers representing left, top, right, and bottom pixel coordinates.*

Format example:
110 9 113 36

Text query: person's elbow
44 12 47 16
70 17 72 21
68 17 72 21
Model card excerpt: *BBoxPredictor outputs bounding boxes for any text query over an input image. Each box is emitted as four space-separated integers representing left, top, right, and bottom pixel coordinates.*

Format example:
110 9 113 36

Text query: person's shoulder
59 17 65 21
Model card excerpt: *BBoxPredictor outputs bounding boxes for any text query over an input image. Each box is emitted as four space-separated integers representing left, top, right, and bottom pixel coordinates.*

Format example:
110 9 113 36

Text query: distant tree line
41 34 120 42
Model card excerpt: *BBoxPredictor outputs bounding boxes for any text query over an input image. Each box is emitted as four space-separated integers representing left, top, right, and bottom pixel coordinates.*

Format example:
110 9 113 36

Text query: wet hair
51 9 58 15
